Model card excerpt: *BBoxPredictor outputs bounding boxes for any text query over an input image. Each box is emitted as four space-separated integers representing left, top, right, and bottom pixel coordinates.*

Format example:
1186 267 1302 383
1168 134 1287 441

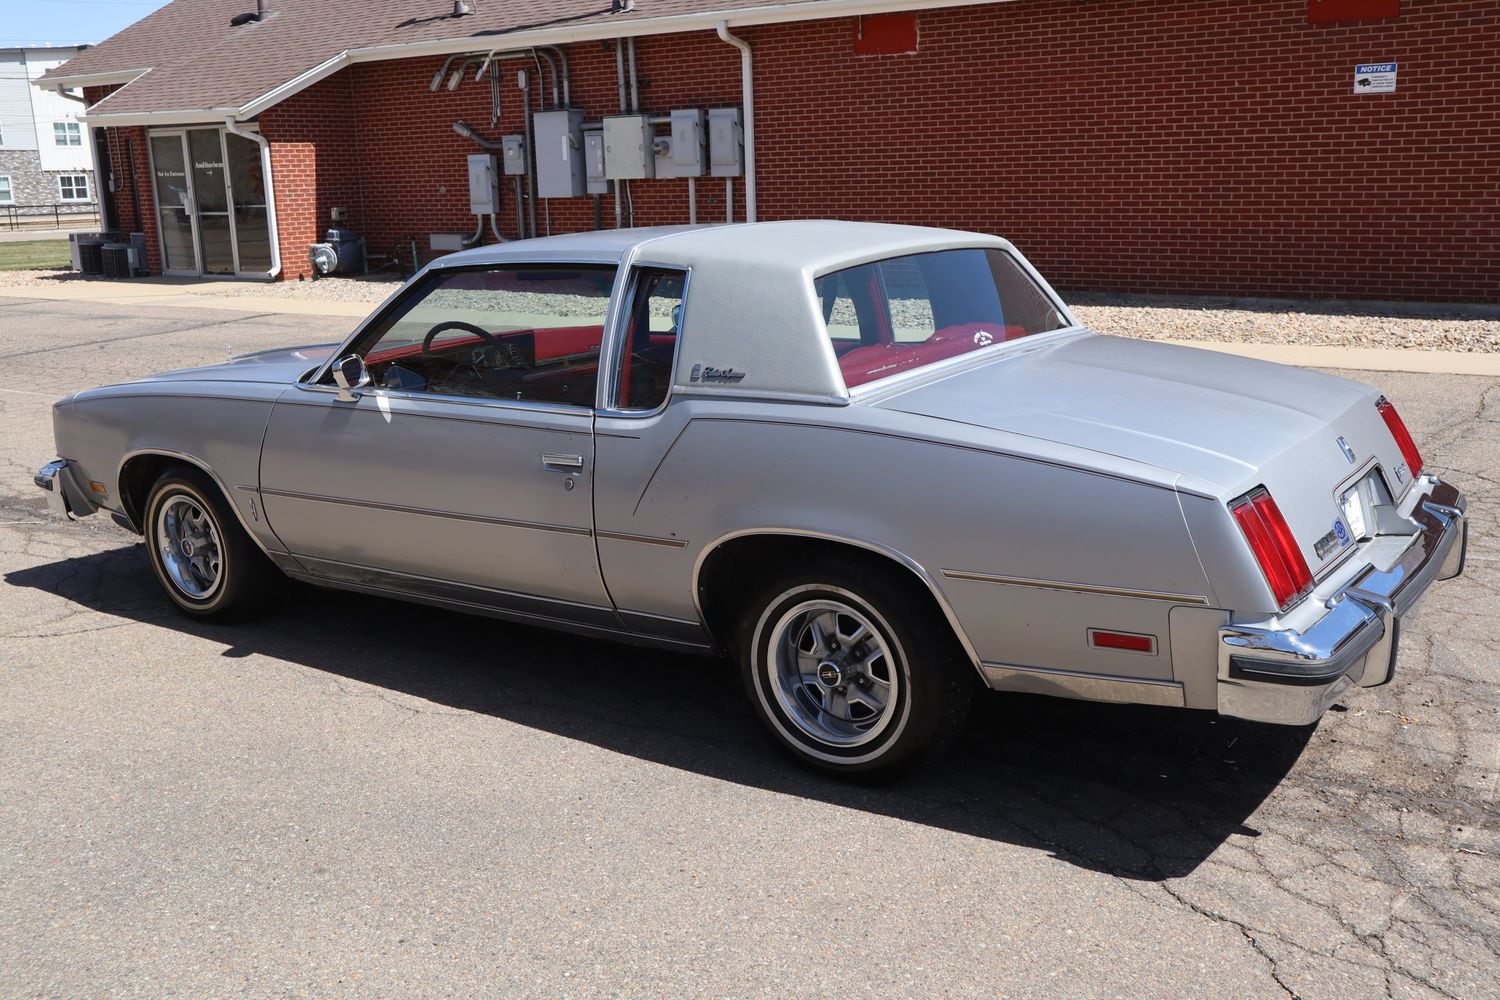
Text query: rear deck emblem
1337 436 1356 464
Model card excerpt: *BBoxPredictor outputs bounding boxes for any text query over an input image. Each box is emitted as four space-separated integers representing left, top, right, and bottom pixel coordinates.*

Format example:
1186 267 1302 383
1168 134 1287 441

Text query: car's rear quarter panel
595 398 1215 688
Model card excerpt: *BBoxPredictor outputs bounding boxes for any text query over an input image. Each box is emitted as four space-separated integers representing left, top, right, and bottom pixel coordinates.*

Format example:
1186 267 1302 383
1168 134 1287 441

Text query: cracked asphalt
0 295 1495 999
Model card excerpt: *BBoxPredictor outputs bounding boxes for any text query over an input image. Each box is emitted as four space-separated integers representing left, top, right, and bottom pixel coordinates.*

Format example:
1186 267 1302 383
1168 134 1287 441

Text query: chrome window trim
289 380 593 420
595 261 692 419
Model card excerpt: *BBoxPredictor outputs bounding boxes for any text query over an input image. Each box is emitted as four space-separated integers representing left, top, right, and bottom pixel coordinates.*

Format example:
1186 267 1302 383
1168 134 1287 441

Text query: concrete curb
0 283 1494 375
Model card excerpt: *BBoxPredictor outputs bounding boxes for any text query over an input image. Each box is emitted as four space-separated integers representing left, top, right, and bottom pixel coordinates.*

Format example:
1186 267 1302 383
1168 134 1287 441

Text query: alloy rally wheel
143 466 276 620
736 564 975 776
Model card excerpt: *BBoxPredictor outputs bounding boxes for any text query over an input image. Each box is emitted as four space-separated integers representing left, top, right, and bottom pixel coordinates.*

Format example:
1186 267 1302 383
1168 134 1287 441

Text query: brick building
40 0 1498 301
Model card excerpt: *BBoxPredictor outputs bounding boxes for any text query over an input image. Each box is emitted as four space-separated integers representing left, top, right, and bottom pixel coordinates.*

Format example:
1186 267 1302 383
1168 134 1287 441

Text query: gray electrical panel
653 133 674 179
501 135 527 176
533 109 586 198
603 114 654 180
584 130 607 195
708 107 743 178
671 109 705 176
467 153 500 215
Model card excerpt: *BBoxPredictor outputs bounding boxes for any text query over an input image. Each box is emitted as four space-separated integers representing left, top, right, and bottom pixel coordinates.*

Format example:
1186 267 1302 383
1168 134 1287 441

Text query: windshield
814 247 1070 389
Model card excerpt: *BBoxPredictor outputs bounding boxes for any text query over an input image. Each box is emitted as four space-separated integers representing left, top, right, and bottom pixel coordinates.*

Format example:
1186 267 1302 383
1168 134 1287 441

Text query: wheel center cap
817 661 843 687
181 539 194 556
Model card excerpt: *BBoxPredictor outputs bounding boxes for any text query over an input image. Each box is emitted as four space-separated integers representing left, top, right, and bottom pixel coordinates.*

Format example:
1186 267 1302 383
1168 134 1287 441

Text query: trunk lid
872 333 1413 575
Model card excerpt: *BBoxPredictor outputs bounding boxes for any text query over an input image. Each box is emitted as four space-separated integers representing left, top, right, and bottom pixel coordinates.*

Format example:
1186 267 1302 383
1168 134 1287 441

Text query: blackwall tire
143 466 276 621
735 564 975 777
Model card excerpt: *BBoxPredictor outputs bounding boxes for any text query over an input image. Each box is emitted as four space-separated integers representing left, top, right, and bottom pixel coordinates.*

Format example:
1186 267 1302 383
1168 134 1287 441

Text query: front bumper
34 459 98 521
1216 477 1466 725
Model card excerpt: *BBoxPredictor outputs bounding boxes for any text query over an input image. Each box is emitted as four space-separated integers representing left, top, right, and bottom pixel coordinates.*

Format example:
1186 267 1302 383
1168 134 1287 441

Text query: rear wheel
735 564 975 776
143 466 276 620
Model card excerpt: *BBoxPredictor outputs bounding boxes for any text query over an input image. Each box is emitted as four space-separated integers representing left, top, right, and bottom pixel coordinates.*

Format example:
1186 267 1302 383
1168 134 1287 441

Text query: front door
258 262 619 627
147 127 272 277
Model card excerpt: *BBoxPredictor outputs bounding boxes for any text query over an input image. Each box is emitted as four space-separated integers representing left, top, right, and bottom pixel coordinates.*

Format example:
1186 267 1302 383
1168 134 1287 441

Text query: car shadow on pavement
8 546 1315 881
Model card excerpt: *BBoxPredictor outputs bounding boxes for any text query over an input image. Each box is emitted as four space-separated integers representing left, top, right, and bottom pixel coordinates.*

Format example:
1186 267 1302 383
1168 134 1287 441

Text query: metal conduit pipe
614 40 626 229
223 117 282 278
533 48 561 109
537 46 571 107
715 22 756 222
429 54 462 91
627 36 640 113
462 214 485 247
520 71 537 239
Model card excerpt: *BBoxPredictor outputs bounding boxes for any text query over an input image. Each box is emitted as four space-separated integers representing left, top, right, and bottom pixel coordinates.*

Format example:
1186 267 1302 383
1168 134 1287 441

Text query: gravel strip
1069 295 1498 353
3 268 1494 351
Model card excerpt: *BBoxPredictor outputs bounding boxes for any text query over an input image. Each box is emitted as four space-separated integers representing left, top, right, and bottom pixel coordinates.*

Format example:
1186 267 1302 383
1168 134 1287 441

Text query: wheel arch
117 449 265 554
691 528 987 684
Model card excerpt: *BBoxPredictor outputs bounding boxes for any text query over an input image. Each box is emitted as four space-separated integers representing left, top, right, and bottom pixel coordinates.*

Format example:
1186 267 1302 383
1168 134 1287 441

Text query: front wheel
735 565 975 776
143 466 276 620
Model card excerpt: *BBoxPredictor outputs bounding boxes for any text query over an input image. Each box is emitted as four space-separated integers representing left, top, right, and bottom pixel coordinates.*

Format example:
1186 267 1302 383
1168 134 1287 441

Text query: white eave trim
76 0 1009 127
39 67 153 90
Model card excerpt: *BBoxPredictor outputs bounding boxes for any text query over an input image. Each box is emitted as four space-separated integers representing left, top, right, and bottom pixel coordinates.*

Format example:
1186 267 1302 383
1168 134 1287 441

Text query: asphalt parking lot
0 295 1495 999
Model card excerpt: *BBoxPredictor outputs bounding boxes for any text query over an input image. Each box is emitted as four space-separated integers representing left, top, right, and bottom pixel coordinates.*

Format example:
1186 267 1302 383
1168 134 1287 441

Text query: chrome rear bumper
1216 477 1466 725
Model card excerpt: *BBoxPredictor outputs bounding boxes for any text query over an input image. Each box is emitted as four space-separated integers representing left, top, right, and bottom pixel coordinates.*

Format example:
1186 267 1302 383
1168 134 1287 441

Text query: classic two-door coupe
37 221 1467 774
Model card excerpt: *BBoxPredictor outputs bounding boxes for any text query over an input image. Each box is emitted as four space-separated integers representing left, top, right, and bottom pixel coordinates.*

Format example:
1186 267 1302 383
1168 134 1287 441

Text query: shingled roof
45 0 981 125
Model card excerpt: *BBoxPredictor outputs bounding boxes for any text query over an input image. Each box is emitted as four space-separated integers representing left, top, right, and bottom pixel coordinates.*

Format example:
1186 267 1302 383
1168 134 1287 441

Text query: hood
139 344 339 386
871 333 1374 492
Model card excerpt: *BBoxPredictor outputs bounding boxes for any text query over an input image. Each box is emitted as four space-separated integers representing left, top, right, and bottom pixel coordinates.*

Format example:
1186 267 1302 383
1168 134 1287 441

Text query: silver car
35 222 1468 775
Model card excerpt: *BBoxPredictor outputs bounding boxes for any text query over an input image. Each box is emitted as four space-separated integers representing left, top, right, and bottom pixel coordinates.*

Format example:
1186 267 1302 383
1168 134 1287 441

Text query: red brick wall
257 73 366 280
147 0 1500 299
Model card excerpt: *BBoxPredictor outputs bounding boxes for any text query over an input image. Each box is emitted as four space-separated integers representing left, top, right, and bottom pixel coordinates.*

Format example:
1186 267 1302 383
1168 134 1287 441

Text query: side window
614 267 685 410
349 264 616 408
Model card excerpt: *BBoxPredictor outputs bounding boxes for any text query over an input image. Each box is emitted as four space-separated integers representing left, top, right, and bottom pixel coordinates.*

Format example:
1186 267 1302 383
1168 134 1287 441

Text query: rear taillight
1230 488 1313 610
1375 396 1423 480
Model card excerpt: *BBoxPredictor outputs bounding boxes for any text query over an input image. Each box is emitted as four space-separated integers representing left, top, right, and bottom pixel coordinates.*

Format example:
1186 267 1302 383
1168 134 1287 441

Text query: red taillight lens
1230 489 1314 609
1375 396 1423 480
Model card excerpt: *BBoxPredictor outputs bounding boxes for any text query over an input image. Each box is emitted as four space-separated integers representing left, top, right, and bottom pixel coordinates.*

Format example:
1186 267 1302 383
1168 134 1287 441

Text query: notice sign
1354 63 1397 93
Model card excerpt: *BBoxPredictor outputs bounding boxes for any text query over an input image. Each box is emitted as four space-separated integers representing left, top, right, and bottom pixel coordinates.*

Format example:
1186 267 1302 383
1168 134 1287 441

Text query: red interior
838 323 1029 388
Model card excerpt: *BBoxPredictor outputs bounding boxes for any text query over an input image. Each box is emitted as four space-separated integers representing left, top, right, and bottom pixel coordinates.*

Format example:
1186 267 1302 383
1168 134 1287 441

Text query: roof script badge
690 364 746 384
1337 436 1356 464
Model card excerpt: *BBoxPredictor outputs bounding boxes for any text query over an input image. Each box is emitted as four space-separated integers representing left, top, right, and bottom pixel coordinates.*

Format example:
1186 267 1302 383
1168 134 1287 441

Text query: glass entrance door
149 133 198 274
147 126 273 277
187 129 234 275
225 132 271 273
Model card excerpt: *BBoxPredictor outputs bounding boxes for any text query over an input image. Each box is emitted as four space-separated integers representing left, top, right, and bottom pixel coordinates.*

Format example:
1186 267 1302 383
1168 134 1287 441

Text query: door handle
542 453 584 471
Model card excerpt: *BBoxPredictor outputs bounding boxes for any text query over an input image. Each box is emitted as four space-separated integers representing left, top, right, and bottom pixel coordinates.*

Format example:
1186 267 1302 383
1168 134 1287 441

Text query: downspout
715 22 756 223
224 117 282 279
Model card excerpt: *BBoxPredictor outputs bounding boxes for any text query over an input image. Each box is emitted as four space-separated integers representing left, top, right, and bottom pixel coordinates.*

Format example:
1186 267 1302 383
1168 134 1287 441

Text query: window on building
57 174 91 202
54 122 82 146
0 176 12 205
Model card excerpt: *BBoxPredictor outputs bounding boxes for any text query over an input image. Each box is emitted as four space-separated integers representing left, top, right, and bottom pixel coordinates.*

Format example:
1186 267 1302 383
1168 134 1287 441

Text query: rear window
814 247 1070 389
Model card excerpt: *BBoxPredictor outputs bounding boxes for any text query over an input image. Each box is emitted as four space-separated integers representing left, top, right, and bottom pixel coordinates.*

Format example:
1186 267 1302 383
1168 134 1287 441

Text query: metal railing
0 202 103 232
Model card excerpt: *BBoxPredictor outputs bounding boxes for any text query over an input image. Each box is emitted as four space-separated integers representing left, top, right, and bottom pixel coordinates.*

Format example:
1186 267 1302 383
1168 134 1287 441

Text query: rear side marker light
1088 629 1157 654
1375 396 1424 480
1230 488 1314 610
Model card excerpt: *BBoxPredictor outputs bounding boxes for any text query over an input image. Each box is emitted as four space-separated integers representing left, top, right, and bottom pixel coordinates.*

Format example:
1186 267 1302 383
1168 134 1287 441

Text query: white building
0 47 98 224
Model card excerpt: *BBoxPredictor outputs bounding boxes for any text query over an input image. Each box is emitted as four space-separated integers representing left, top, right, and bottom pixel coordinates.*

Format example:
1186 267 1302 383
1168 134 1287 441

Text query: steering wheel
421 320 502 357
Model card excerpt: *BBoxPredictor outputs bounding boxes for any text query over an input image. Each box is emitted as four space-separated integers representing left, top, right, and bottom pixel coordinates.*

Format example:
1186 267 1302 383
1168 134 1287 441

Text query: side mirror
331 354 370 402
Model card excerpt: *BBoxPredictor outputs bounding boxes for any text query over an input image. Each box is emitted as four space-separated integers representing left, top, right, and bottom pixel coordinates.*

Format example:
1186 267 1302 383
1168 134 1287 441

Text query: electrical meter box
708 108 743 178
501 135 527 176
670 109 705 176
584 131 607 195
653 134 674 179
467 153 500 215
532 109 586 198
603 114 654 180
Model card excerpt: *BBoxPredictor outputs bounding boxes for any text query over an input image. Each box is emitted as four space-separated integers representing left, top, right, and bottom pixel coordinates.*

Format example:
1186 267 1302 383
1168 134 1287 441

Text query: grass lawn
0 239 71 271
